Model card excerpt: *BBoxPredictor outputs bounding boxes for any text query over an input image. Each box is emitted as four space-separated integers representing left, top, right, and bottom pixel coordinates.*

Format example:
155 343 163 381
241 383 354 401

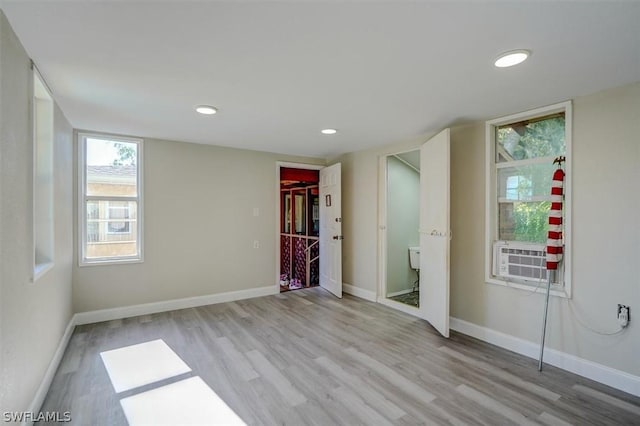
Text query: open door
319 163 342 298
419 129 450 337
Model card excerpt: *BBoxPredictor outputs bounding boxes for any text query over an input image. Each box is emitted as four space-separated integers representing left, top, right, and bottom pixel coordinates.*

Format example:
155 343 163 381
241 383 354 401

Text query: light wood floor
41 287 640 425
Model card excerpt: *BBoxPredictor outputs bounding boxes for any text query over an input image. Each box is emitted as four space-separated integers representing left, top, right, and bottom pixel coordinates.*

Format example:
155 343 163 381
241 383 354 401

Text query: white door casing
419 128 451 337
319 163 342 298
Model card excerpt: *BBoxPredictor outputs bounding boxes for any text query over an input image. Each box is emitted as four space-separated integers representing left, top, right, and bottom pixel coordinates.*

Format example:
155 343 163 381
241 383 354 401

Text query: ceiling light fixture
195 105 218 115
494 50 530 68
321 128 337 135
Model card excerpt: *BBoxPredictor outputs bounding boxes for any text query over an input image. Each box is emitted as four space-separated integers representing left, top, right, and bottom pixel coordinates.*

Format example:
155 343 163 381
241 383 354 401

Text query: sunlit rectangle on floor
100 339 191 393
120 376 246 426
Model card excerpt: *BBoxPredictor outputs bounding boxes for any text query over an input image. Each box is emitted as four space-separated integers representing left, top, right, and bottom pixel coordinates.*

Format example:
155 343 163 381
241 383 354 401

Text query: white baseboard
25 316 76 426
450 317 640 398
75 286 278 325
343 283 377 302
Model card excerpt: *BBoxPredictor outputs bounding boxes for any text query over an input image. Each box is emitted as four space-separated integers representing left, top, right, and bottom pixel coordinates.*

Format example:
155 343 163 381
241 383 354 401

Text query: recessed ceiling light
494 50 530 68
321 128 337 135
195 105 217 115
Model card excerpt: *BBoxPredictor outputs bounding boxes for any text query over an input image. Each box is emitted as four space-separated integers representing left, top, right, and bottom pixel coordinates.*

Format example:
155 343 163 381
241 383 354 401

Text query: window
485 102 571 296
79 134 143 265
33 67 54 280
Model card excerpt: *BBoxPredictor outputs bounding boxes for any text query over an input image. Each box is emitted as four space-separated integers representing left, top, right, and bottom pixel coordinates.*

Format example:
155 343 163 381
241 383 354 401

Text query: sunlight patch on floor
100 339 191 393
101 339 246 424
120 376 246 426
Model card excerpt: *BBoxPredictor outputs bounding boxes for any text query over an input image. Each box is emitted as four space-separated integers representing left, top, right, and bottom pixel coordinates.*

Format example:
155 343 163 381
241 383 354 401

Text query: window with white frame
485 102 571 295
79 134 143 265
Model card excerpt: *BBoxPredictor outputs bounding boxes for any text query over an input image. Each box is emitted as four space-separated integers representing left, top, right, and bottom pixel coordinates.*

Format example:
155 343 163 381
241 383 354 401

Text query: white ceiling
2 1 639 158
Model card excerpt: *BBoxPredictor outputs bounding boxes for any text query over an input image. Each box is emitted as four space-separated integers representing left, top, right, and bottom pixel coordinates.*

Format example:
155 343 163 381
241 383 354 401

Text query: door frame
275 162 325 292
376 148 423 318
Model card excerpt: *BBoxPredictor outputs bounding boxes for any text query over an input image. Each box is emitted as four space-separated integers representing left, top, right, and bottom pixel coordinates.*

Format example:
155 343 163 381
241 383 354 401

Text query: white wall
386 156 419 295
338 81 640 380
72 136 324 312
0 10 74 414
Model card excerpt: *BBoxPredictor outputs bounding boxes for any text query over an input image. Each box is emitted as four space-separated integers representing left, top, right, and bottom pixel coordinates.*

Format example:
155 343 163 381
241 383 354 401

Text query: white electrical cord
511 275 546 297
510 276 625 335
565 299 625 336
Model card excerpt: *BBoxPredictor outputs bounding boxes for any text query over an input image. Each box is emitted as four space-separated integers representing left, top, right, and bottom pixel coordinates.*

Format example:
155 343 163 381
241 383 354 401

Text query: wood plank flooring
40 288 640 425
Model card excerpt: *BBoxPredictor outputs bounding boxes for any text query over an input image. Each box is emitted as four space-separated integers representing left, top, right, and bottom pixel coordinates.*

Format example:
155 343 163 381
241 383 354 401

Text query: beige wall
0 10 74 414
73 137 324 312
339 81 640 377
450 83 640 376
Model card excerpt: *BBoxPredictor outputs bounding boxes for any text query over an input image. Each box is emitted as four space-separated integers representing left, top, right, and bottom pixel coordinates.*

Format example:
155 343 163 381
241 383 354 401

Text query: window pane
499 201 551 243
108 201 131 234
496 114 565 162
497 163 556 201
85 200 138 259
86 138 138 196
294 192 306 234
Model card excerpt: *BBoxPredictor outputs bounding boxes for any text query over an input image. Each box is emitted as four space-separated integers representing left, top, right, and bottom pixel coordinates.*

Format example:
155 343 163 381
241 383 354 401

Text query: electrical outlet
617 304 630 328
253 240 259 249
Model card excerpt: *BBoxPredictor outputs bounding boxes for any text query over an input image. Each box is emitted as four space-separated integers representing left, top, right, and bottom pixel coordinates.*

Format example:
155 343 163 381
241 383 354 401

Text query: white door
419 128 451 337
319 163 342 298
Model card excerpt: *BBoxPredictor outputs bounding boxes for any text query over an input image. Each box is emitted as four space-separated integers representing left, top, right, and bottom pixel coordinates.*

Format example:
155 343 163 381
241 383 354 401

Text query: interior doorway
384 151 421 308
377 129 451 337
278 166 321 293
275 162 343 299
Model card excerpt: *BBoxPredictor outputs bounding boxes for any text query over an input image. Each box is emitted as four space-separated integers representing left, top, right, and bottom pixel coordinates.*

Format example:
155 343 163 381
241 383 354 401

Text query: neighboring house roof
87 165 136 184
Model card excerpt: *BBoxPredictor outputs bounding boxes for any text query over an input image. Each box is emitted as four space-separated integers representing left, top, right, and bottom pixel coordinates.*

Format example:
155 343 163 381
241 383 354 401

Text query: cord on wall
513 275 546 297
565 300 625 336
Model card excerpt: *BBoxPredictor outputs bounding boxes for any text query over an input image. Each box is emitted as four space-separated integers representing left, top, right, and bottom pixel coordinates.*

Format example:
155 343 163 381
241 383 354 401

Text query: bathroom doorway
382 150 421 308
377 129 451 337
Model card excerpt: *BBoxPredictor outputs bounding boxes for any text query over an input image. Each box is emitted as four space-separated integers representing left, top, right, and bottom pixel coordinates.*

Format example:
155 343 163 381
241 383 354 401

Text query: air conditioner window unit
493 241 559 283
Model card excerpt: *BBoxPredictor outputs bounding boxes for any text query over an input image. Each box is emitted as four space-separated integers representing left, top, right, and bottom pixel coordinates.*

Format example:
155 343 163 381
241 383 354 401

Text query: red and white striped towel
546 168 565 270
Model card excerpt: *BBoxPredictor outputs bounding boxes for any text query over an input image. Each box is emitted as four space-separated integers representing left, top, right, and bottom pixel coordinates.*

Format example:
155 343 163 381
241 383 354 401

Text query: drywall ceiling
1 1 639 158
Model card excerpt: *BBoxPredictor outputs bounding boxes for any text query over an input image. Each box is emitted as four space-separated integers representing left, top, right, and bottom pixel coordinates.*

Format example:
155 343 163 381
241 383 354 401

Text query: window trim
485 101 572 298
78 132 144 266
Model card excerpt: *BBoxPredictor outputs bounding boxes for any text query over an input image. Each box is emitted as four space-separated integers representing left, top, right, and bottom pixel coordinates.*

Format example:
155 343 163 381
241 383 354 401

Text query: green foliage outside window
497 115 565 244
497 116 565 161
513 201 551 244
112 142 137 166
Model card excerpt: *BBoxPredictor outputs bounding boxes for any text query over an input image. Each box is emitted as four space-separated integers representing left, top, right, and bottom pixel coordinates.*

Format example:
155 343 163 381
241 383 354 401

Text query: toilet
409 246 420 270
409 247 420 292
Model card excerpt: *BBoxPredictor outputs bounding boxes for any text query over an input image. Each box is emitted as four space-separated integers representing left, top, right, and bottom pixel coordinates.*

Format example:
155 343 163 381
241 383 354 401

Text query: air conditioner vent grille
493 242 549 282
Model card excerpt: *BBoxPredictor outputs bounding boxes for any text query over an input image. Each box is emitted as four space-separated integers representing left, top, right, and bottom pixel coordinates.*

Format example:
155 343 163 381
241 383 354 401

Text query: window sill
486 277 570 298
33 262 54 282
79 257 143 267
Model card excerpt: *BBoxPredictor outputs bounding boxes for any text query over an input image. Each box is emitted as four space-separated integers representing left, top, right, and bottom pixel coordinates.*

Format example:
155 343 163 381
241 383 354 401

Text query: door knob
332 235 344 240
